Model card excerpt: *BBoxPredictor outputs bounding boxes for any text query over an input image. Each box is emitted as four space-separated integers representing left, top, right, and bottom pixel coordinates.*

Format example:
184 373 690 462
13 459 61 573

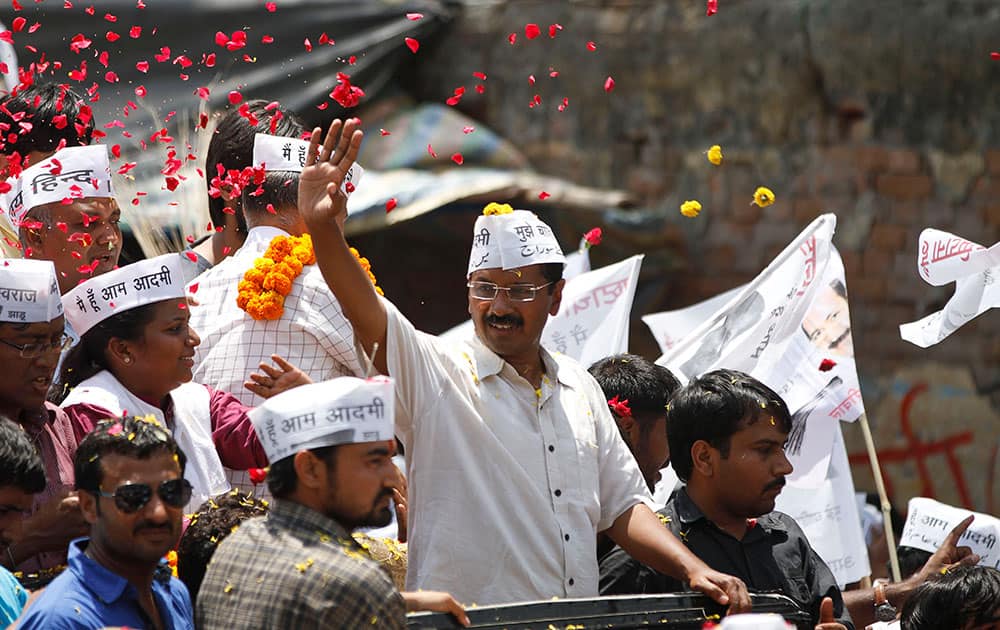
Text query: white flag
774 426 871 587
540 255 643 368
899 229 1000 348
642 284 745 356
656 214 865 487
900 497 1000 570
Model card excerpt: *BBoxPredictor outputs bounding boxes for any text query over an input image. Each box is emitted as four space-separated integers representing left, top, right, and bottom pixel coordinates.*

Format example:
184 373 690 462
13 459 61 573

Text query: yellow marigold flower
284 256 303 275
482 202 514 216
752 186 775 207
253 257 275 272
706 144 723 165
263 272 293 296
268 237 293 260
679 200 702 218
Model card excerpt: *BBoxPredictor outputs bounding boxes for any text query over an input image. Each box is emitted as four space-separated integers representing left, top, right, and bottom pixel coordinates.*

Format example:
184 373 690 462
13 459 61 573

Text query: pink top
17 402 81 573
63 385 268 471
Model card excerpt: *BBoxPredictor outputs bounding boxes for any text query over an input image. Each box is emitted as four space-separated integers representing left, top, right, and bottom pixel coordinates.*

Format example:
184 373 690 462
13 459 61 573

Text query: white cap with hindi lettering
1 144 114 231
0 259 62 324
62 253 187 337
467 207 565 277
252 133 363 195
248 377 395 464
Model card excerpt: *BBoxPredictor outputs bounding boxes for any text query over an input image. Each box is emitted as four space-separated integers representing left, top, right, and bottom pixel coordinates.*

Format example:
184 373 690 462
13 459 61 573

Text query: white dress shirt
382 299 651 605
188 226 362 494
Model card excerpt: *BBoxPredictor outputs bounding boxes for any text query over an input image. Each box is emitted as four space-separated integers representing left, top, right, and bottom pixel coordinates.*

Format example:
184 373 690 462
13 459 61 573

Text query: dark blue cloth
17 537 193 630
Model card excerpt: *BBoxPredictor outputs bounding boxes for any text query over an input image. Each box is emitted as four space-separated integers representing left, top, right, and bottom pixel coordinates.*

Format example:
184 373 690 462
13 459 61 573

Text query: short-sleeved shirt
197 499 405 629
599 487 854 629
0 564 27 627
382 299 651 605
17 538 194 630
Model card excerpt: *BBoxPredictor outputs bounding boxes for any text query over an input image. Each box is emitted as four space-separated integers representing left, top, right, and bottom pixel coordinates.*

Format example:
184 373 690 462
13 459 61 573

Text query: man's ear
292 450 327 492
79 490 99 525
616 415 638 446
18 228 43 255
690 440 717 478
547 278 566 316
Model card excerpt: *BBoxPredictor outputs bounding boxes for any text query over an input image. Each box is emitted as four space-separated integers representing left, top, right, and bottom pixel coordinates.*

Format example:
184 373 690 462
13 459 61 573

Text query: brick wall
394 0 1000 508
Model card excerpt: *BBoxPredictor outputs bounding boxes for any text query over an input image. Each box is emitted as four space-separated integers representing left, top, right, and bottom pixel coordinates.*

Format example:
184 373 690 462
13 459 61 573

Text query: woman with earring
59 253 307 509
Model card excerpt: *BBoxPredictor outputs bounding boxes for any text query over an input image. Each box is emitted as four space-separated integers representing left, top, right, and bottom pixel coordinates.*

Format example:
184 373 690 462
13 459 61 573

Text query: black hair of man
0 417 46 493
0 82 93 157
241 172 300 229
266 445 337 499
205 101 304 235
666 368 791 483
901 565 1000 630
588 353 681 430
75 416 187 495
177 490 269 600
897 545 933 581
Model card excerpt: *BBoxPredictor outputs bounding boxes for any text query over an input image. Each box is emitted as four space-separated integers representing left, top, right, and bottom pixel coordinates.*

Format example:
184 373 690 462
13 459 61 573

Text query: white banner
642 284 745 356
899 229 1000 348
540 254 643 369
655 215 865 487
900 497 1000 569
774 425 871 587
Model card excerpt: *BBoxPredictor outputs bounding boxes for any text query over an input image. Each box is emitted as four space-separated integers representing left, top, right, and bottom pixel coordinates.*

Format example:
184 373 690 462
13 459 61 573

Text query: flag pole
858 412 901 582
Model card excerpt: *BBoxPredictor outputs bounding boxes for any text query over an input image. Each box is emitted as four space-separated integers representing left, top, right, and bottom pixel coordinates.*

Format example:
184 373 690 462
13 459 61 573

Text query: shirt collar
66 537 134 604
468 333 579 390
242 226 291 251
268 499 353 541
674 487 789 536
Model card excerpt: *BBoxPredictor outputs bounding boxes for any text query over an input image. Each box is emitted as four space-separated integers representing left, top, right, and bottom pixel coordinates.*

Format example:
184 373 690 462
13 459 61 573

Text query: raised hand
298 118 363 229
244 354 313 399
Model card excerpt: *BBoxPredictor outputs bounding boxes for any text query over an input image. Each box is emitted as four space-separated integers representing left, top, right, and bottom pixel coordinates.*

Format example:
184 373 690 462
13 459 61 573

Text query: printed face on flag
801 279 854 358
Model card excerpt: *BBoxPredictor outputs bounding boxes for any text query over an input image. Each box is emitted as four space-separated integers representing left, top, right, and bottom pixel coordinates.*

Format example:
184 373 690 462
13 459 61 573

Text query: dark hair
205 100 304 233
589 354 681 433
75 416 187 494
57 301 159 395
266 445 337 499
897 545 933 581
0 82 93 157
177 490 269 599
901 565 1000 630
540 262 563 290
241 171 299 227
0 417 46 493
666 369 792 482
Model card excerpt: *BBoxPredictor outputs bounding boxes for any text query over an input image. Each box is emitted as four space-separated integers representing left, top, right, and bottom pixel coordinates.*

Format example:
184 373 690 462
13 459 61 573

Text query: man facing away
292 119 751 610
600 369 853 630
197 377 467 628
19 416 195 629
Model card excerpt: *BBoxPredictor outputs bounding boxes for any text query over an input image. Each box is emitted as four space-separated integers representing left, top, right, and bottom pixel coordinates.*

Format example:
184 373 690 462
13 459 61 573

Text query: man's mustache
764 477 786 492
134 521 174 535
485 313 523 327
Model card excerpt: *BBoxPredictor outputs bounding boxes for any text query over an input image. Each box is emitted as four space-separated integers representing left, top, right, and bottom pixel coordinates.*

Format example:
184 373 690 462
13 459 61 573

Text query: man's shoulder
17 570 101 628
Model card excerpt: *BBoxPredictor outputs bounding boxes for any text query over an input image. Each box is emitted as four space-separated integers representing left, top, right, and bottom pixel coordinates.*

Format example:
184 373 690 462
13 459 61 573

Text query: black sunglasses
92 478 192 514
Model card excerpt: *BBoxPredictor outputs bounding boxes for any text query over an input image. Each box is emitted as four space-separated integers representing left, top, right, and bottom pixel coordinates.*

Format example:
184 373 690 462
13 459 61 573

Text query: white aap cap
252 133 363 196
0 258 63 324
248 376 395 463
467 203 565 277
62 253 187 337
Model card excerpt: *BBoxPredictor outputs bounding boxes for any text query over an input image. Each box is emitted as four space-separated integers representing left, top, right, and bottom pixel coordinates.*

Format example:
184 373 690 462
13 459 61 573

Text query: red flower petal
586 41 597 51
106 31 120 42
385 198 397 213
451 153 463 165
427 144 437 158
11 17 25 33
604 76 615 92
706 0 718 16
992 52 1000 60
265 2 276 11
406 12 423 20
524 23 540 39
548 23 562 38
404 37 419 53
819 358 837 372
129 26 141 38
248 468 267 484
538 191 550 200
507 32 516 45
228 90 242 104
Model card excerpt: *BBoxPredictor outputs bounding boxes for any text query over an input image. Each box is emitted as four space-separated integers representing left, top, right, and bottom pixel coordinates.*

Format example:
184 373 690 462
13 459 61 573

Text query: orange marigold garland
237 234 383 320
237 234 315 320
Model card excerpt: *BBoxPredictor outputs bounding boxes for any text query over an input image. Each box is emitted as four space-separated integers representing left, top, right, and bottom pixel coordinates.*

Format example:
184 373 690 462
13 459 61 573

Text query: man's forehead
40 197 117 217
99 450 181 482
471 264 547 283
734 413 789 441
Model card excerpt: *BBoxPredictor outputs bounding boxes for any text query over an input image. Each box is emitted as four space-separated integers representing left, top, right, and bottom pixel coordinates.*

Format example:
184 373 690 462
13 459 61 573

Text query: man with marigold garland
295 118 752 611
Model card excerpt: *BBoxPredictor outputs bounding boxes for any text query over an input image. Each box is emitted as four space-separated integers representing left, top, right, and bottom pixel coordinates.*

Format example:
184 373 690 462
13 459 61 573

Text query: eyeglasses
92 478 192 514
467 281 553 302
0 333 72 359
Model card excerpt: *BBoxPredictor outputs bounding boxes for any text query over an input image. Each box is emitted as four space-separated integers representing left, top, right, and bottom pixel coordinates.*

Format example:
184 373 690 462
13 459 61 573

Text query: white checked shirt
381 299 651 605
188 226 363 493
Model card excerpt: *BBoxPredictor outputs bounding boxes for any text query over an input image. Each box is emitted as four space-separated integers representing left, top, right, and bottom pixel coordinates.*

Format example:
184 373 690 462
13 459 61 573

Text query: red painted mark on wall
848 382 975 509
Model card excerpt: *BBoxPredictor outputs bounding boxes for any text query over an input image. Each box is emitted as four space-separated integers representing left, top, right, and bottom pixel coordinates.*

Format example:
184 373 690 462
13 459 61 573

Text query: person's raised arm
298 119 388 375
604 502 752 615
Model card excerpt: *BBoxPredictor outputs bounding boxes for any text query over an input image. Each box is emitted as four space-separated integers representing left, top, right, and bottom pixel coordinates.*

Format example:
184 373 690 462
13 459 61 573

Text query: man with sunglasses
18 416 195 629
0 259 89 576
296 120 750 610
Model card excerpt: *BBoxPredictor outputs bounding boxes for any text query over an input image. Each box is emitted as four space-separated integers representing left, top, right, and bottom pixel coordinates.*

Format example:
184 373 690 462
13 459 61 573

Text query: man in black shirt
600 369 853 630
